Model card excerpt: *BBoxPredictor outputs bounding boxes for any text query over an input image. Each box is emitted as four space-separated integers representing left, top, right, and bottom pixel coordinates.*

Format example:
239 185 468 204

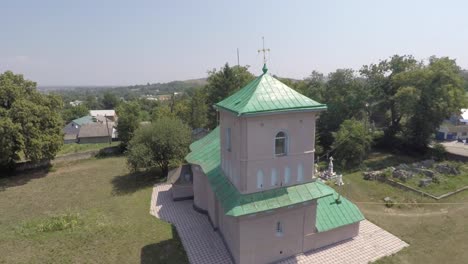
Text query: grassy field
335 152 468 264
57 142 120 156
0 157 188 264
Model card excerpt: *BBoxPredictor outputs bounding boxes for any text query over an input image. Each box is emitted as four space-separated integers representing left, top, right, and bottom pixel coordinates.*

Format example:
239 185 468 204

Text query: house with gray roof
63 116 95 144
77 122 114 144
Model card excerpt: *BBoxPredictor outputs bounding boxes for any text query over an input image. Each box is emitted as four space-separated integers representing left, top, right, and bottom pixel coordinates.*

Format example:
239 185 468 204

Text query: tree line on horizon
1 54 467 172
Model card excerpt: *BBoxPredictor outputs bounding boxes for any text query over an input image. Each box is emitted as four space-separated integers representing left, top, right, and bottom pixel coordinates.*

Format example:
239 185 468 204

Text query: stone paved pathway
151 184 408 264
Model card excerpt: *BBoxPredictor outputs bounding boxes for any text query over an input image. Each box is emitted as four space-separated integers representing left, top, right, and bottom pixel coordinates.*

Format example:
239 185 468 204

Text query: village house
63 115 95 144
77 121 114 144
437 109 468 140
176 64 364 264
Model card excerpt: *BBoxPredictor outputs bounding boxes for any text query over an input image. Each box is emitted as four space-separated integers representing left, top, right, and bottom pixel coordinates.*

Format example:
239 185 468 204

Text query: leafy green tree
317 69 369 149
62 104 89 123
151 105 176 121
174 98 191 125
102 91 120 109
360 55 419 141
205 63 255 128
398 57 466 150
0 71 63 168
0 115 23 168
189 88 208 128
116 101 141 149
126 117 191 176
85 94 100 109
332 119 372 168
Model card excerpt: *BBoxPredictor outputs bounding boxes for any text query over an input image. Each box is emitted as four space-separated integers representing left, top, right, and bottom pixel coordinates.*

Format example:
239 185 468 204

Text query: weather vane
258 36 270 65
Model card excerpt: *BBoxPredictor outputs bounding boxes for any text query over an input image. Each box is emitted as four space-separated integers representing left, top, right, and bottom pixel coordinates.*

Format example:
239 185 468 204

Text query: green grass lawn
57 142 120 156
334 152 468 264
0 157 188 264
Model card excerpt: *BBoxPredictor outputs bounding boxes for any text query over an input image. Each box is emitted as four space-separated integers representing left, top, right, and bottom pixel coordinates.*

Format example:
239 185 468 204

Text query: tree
62 104 89 123
0 71 63 168
398 57 466 150
331 119 372 168
116 101 141 149
102 91 119 109
126 117 191 176
85 94 100 109
317 69 369 149
189 88 208 128
360 55 419 142
205 63 255 128
151 105 176 121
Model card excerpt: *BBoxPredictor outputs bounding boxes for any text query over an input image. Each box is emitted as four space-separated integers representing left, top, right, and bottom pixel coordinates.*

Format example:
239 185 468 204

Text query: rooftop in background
72 115 95 126
89 110 116 117
78 122 113 138
215 71 326 116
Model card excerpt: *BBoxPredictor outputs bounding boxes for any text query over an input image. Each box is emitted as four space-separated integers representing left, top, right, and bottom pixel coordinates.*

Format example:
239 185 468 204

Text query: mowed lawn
0 157 188 264
336 153 468 264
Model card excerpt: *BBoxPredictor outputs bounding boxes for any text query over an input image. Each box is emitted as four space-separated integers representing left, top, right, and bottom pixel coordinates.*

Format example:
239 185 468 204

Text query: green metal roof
185 128 364 229
72 115 94 126
215 73 327 116
315 192 365 232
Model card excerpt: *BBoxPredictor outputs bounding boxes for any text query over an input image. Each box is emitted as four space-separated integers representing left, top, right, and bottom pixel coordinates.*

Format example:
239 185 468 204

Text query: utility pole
237 48 240 67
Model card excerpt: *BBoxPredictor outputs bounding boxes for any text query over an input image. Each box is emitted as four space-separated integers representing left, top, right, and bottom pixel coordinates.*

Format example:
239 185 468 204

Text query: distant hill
38 78 208 92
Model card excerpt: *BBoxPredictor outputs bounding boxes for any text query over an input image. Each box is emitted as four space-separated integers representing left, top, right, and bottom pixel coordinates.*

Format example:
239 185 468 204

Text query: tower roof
215 72 326 116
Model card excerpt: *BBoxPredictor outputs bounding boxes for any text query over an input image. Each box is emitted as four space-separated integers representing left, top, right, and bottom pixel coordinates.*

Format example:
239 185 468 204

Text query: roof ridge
232 74 264 115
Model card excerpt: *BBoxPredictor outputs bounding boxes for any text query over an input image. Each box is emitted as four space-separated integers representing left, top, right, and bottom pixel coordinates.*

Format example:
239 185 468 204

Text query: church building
183 64 364 264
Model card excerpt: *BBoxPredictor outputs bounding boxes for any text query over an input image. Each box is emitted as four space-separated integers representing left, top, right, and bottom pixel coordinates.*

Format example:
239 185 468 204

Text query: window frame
276 221 283 236
257 169 264 189
226 127 232 152
274 131 288 157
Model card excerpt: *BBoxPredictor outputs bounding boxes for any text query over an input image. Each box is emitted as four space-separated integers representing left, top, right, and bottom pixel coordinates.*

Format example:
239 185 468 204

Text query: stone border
384 178 468 200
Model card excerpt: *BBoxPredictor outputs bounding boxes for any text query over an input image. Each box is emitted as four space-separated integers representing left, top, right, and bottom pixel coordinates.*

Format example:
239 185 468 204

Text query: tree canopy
116 101 141 149
126 117 191 176
102 91 120 109
205 63 255 128
62 104 89 123
331 119 372 168
0 71 63 168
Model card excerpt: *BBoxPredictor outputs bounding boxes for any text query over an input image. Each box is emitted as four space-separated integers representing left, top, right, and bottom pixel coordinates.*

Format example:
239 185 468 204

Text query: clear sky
1 0 467 86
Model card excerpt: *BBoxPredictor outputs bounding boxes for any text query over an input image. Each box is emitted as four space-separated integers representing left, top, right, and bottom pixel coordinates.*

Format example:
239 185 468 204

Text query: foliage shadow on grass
0 166 51 192
140 225 189 264
111 168 164 196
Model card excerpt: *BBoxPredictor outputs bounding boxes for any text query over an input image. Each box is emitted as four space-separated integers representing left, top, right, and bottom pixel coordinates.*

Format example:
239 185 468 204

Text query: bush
126 117 191 177
430 143 447 161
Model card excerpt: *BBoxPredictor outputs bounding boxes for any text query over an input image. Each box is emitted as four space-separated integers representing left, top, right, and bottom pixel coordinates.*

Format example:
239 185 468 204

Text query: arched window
284 166 291 184
257 170 264 189
275 131 287 156
276 221 283 236
297 163 304 182
271 168 278 186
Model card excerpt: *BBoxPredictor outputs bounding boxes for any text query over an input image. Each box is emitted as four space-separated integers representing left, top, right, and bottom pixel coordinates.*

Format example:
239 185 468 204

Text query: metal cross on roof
258 36 270 66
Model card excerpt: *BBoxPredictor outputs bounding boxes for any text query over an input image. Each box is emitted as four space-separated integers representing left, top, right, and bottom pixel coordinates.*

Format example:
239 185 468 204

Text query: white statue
336 174 344 186
328 156 335 178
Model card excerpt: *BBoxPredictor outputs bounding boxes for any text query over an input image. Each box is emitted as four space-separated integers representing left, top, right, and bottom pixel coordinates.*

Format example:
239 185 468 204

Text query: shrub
430 143 447 161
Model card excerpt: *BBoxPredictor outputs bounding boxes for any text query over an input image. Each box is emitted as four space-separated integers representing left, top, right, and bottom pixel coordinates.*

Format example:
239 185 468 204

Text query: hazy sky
1 0 467 86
